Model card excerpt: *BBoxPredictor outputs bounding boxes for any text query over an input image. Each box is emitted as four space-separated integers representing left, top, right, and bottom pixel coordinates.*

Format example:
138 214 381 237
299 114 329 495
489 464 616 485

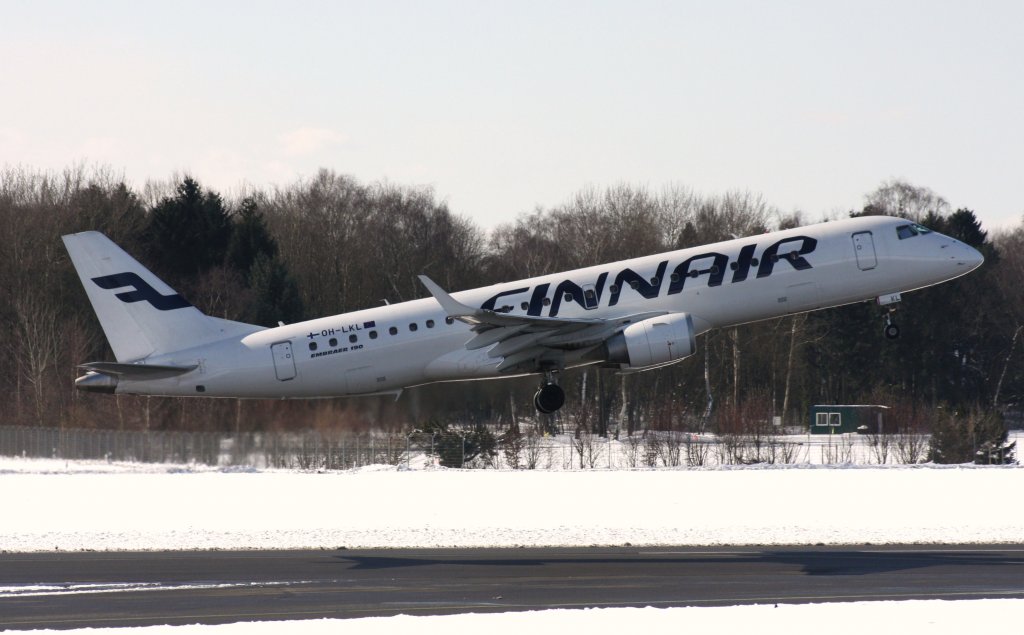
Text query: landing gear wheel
534 383 565 414
884 322 900 340
882 307 900 340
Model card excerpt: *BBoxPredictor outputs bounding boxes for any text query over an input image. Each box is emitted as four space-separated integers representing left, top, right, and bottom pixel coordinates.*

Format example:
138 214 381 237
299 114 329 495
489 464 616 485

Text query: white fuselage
124 216 982 398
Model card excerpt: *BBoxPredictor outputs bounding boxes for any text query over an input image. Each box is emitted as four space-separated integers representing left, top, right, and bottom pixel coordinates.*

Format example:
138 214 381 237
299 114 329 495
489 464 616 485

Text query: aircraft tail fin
62 231 262 362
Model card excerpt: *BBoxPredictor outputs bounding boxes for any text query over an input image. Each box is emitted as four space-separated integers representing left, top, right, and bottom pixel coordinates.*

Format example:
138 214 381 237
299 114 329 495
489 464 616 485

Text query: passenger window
609 284 619 294
329 337 337 347
520 302 529 311
389 326 398 335
584 289 596 300
629 280 640 290
649 277 659 286
426 319 435 328
370 330 378 339
349 334 357 343
542 297 551 306
409 323 418 332
670 273 680 282
308 342 317 351
564 293 573 302
445 316 454 325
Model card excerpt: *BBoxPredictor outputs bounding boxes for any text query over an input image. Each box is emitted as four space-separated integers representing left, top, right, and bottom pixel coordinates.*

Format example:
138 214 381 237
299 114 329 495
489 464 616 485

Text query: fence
4 425 993 470
0 425 410 470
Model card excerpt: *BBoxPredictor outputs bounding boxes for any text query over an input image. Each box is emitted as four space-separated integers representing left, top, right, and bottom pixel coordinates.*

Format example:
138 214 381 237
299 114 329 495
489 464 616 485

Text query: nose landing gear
884 316 901 340
877 293 902 340
534 370 565 414
882 309 901 340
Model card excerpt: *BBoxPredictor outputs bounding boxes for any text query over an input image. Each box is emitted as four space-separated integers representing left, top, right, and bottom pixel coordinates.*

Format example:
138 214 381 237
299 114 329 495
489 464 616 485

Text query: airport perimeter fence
2 425 982 469
0 425 413 470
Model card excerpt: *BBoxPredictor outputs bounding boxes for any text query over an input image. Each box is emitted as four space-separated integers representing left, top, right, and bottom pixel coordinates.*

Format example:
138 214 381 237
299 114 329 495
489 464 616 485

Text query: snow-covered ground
4 456 1024 632
2 456 1022 552
12 600 1024 634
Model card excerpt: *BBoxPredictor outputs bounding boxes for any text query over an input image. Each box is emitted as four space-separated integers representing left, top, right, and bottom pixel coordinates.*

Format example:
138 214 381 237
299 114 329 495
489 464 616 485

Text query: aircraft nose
959 243 984 271
940 239 984 273
930 235 984 278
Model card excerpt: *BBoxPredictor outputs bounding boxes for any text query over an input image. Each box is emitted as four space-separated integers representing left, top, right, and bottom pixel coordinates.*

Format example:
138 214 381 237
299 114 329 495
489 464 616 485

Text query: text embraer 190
64 215 983 413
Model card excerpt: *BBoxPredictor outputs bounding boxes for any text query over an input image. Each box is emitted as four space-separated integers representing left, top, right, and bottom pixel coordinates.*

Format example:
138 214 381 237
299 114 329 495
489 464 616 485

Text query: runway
2 546 1024 629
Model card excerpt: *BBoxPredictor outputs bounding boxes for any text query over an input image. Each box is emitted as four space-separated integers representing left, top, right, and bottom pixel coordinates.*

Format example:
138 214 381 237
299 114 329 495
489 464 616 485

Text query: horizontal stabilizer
78 361 198 380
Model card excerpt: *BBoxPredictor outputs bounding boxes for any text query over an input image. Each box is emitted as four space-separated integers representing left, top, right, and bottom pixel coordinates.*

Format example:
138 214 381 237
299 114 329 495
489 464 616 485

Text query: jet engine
603 313 697 370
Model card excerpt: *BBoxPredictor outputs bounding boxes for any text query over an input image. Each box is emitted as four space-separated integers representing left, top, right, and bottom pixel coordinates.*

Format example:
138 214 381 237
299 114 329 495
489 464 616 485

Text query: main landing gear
534 370 565 414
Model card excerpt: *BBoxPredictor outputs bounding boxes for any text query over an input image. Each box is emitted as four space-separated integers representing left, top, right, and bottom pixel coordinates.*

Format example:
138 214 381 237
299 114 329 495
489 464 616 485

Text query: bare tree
501 428 525 470
523 429 549 470
862 179 951 221
11 294 66 425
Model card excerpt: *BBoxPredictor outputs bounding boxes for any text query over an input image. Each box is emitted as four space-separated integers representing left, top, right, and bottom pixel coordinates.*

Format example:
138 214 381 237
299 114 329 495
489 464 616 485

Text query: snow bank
12 600 1024 634
2 458 1022 552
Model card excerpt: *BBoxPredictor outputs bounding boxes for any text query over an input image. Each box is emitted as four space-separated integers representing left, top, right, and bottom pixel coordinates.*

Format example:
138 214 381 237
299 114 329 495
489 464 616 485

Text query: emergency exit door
271 341 296 381
852 231 877 270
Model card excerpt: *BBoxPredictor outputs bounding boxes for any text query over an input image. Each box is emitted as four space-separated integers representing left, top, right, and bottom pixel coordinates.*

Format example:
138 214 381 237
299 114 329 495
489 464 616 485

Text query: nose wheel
534 370 565 414
883 310 900 340
884 321 901 339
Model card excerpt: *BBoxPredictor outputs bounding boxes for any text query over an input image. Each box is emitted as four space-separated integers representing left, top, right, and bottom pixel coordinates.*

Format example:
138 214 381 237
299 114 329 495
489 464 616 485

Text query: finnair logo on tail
92 272 191 311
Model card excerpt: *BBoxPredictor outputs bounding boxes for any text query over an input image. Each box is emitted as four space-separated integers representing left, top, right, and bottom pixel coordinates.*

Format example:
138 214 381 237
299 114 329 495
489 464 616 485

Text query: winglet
418 275 477 317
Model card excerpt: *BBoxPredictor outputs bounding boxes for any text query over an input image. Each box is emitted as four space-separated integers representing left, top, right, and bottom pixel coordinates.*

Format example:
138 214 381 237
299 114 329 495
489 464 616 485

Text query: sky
1 0 1022 231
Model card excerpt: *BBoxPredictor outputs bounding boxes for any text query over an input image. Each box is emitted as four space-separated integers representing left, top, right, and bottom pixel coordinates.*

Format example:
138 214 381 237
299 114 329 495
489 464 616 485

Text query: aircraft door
852 231 877 270
271 341 296 381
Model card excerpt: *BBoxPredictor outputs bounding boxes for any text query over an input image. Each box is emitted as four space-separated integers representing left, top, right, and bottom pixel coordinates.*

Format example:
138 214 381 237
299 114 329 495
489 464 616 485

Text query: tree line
1 165 1019 451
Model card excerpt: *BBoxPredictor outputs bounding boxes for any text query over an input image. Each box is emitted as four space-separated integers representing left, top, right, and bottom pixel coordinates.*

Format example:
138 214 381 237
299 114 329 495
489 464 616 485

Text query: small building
809 405 889 435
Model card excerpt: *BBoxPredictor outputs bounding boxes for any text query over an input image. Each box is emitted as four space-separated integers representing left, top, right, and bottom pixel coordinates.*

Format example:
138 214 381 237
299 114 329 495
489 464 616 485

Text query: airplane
63 215 984 414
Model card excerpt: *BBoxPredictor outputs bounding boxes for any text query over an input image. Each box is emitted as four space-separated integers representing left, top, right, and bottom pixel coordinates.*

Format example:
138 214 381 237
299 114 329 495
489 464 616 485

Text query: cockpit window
896 223 932 240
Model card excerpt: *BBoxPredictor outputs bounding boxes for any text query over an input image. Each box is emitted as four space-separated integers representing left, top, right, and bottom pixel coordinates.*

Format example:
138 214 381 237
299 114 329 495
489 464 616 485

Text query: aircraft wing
419 275 665 372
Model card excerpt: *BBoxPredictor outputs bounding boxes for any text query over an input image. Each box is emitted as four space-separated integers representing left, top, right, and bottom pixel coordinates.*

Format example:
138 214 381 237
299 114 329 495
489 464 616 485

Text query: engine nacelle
604 313 697 369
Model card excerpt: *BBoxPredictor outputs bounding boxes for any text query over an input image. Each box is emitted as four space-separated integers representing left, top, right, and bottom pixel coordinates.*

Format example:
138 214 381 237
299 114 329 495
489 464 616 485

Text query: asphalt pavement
2 545 1024 629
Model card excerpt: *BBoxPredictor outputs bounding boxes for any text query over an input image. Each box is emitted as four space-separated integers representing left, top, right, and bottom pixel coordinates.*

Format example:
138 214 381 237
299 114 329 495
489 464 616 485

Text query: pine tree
421 419 497 468
927 408 1016 464
145 177 232 284
226 197 277 278
247 252 304 327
